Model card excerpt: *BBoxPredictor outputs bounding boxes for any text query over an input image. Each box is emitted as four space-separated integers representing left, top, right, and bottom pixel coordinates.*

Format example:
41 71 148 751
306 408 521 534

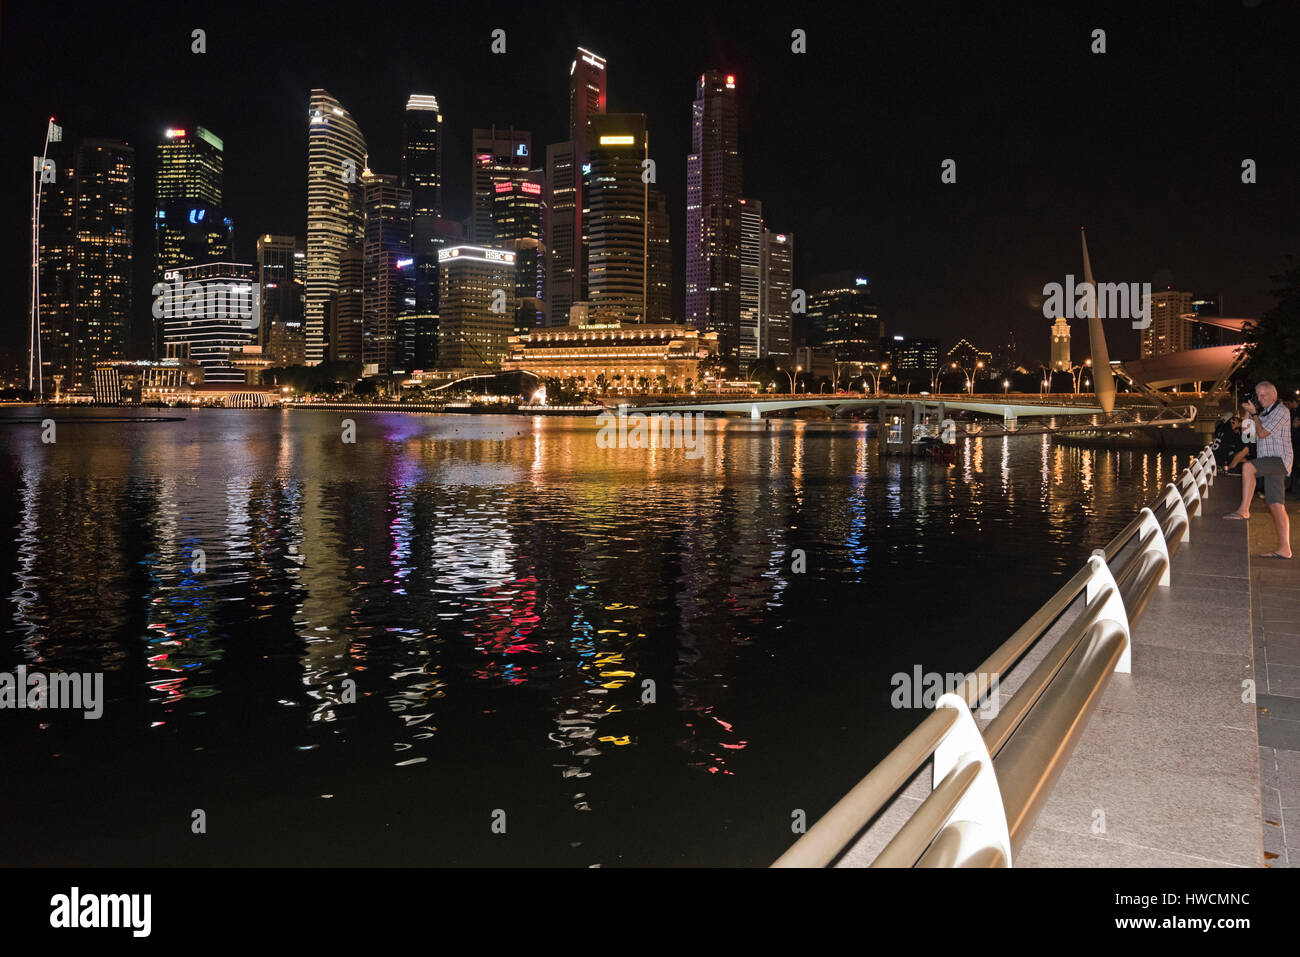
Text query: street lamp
1068 358 1092 395
1003 379 1010 395
951 360 984 395
864 362 888 394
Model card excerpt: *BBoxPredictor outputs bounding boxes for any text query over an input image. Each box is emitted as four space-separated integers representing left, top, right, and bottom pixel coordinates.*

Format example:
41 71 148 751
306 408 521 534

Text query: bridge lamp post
863 363 888 395
1003 379 1010 395
1069 358 1091 395
952 360 983 395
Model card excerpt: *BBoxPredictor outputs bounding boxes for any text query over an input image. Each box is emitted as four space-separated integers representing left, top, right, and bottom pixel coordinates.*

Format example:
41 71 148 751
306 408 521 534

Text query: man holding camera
1224 381 1293 559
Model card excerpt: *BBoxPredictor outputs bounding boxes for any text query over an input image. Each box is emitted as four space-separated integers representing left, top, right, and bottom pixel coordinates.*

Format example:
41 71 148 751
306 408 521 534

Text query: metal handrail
772 445 1217 868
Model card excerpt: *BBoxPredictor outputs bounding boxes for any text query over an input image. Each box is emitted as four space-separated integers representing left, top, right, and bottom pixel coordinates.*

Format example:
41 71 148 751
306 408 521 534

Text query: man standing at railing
1225 380 1293 559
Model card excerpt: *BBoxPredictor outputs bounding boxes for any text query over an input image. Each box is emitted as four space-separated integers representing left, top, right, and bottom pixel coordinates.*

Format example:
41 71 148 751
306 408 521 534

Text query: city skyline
4 1 1299 372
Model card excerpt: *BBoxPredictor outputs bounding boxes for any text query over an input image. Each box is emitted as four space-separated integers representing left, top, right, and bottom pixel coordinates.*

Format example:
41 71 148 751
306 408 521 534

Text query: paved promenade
838 467 1273 867
1247 490 1300 868
1016 474 1262 866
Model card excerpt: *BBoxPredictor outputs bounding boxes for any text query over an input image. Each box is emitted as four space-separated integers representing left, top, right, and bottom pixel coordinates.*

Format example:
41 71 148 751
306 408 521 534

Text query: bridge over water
601 394 1204 451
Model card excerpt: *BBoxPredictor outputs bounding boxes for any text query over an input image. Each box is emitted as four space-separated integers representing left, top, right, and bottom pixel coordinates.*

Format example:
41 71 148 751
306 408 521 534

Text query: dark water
0 408 1197 866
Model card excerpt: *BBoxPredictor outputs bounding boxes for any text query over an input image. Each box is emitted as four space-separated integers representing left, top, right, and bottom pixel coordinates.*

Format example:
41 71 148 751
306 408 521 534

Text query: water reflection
0 408 1191 865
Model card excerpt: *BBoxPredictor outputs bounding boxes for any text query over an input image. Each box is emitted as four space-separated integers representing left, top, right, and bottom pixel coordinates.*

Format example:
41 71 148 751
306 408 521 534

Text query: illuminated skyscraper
686 70 742 355
492 170 547 333
585 114 648 323
437 245 517 370
738 197 764 359
256 234 306 367
761 229 792 357
547 46 606 326
1140 288 1195 358
159 261 257 383
571 47 607 302
154 125 232 357
328 246 364 364
471 126 531 244
361 170 412 375
807 279 882 364
545 141 579 325
36 134 134 389
306 90 368 364
571 47 607 163
646 187 672 324
403 94 444 314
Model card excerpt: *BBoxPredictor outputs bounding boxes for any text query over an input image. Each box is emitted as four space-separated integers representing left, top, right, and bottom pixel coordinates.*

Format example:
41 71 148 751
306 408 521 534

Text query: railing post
1164 482 1191 544
931 693 1013 867
1087 550 1131 673
1199 447 1216 484
1179 469 1202 516
1137 507 1171 587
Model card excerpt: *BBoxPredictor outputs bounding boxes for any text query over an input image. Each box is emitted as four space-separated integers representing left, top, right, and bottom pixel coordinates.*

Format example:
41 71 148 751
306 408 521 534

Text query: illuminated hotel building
306 90 368 364
584 114 648 324
154 126 232 357
686 70 742 356
492 171 547 333
37 134 135 389
470 126 531 245
361 170 412 374
436 245 517 370
761 229 793 357
501 322 718 391
160 262 258 383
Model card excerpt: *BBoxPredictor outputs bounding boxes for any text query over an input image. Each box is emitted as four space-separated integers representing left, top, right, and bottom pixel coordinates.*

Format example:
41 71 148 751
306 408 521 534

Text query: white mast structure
1080 227 1117 413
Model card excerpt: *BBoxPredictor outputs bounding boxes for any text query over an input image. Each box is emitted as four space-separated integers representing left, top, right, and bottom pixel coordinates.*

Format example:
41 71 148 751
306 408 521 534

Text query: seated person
1221 414 1250 473
1213 414 1238 467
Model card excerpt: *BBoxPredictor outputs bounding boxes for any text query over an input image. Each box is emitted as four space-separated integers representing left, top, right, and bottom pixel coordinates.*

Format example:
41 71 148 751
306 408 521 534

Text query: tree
1242 258 1300 392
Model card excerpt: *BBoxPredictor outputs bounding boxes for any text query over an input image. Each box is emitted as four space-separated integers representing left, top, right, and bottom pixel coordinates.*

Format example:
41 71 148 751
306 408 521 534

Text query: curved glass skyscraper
306 90 367 364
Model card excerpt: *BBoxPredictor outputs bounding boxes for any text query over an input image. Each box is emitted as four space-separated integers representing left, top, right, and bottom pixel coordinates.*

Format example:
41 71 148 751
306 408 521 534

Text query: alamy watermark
890 666 1000 718
50 887 150 937
596 408 708 461
0 665 103 719
1042 275 1151 330
151 278 258 321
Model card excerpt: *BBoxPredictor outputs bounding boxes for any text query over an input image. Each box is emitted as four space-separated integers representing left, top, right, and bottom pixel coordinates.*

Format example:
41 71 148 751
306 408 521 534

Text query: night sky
3 0 1298 367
